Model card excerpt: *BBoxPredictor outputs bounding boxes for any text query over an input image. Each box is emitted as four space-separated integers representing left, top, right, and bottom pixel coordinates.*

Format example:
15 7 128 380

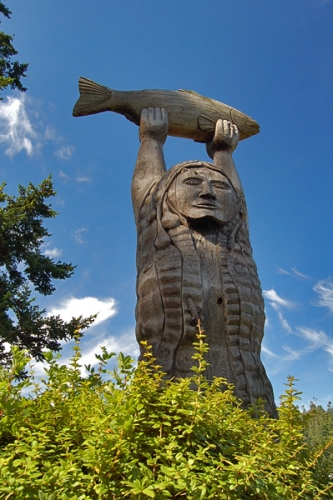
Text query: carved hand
139 107 169 144
206 119 239 158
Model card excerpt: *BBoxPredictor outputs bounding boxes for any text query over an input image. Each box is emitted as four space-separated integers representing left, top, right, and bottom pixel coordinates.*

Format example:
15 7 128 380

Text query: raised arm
206 119 244 195
131 107 168 225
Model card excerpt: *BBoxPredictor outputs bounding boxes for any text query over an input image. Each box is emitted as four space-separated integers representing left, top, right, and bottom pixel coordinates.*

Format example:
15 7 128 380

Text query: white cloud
59 170 70 181
72 227 88 244
326 344 333 357
0 94 40 156
0 95 75 159
76 176 91 182
30 327 139 379
44 247 62 258
263 289 295 310
278 312 292 333
277 267 311 281
55 145 75 161
265 327 333 373
277 268 291 276
291 267 310 280
79 329 139 372
296 327 333 355
282 345 302 361
59 171 91 183
261 344 277 357
313 279 333 313
275 327 333 369
44 126 58 141
47 296 118 326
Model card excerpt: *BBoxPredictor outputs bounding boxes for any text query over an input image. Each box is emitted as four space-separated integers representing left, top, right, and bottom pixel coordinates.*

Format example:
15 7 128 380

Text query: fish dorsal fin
178 88 199 95
179 89 213 101
78 77 111 96
198 114 216 133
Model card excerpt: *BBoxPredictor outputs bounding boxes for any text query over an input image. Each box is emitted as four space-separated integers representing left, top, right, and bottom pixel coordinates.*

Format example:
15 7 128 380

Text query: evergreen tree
0 178 95 368
303 400 333 483
0 3 94 368
0 1 28 96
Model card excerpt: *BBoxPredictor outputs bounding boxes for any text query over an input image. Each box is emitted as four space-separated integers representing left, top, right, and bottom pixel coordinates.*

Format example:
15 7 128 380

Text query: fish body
73 77 260 142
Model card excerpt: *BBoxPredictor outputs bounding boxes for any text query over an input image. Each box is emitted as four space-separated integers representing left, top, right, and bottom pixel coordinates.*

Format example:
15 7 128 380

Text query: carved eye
184 178 202 186
211 181 230 190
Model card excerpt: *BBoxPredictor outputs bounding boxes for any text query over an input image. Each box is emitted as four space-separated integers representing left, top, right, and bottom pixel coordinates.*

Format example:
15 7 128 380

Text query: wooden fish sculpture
73 77 260 142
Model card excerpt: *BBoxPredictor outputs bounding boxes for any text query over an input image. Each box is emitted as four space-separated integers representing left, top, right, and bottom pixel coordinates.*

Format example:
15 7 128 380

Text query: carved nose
200 182 216 200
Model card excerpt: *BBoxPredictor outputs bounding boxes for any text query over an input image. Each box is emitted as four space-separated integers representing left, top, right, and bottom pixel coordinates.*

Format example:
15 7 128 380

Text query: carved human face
168 167 239 224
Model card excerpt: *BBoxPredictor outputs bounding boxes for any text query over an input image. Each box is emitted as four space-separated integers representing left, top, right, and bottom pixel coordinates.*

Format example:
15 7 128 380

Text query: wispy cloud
278 312 292 333
44 126 58 141
263 289 295 310
0 94 39 156
59 170 70 182
263 282 333 375
72 227 88 244
261 344 277 357
278 327 333 367
44 247 62 258
265 328 333 373
277 267 311 281
282 345 302 361
296 327 333 357
76 176 91 182
55 145 75 161
313 279 333 313
47 296 118 326
59 171 91 184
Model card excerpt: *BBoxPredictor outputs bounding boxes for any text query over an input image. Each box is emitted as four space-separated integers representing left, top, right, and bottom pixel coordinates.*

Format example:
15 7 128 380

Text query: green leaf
142 487 156 498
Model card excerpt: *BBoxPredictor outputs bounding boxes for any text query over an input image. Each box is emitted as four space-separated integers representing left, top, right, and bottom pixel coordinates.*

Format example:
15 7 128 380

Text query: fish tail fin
72 77 112 117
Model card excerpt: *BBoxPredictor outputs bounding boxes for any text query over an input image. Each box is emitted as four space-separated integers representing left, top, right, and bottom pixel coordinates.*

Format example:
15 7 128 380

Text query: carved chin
184 208 235 224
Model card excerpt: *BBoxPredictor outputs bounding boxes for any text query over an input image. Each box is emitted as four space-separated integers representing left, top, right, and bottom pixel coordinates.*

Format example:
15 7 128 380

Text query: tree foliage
0 1 28 96
0 328 332 499
0 177 95 367
303 401 333 486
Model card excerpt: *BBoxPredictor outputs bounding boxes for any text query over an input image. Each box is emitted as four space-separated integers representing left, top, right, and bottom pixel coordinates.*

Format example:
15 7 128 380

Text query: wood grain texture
133 151 277 417
73 77 260 142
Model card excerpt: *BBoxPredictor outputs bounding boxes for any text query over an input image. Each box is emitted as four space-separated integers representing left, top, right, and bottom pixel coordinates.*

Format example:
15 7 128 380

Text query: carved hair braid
136 160 276 416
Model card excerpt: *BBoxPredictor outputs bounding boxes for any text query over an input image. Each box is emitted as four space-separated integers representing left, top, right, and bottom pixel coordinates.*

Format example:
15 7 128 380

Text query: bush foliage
0 327 332 499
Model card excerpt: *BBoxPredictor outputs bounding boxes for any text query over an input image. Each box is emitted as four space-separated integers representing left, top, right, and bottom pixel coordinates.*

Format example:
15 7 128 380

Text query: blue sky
1 0 332 408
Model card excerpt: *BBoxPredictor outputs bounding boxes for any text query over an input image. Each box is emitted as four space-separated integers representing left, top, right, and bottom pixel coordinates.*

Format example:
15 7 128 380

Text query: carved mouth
194 203 218 209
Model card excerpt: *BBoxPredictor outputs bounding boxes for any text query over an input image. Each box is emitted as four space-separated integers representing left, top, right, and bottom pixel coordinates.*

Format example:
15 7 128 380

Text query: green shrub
302 401 333 488
0 327 332 499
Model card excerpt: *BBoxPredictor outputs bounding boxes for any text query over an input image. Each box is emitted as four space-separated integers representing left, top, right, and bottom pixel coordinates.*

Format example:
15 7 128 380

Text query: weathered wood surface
133 110 277 417
73 77 260 142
